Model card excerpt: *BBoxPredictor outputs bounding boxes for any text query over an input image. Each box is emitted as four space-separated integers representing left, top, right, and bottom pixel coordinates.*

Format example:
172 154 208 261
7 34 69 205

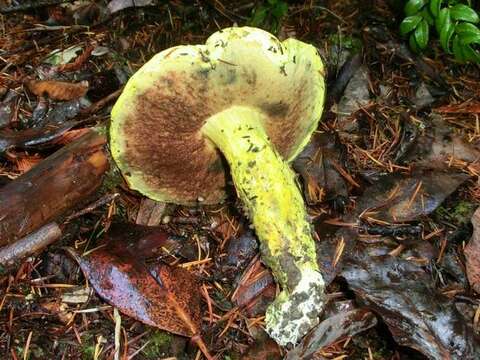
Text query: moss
81 344 96 360
436 200 476 226
142 330 174 359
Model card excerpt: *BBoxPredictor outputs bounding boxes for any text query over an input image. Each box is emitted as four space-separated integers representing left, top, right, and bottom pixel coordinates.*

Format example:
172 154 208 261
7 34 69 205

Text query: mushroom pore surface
110 27 325 205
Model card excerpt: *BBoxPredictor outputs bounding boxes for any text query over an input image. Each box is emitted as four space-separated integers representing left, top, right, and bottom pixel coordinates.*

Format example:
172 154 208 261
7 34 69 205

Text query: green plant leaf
450 4 479 24
452 34 466 62
400 15 423 36
440 20 455 53
421 7 434 26
435 8 451 34
455 22 480 36
249 6 268 27
461 44 480 62
409 33 422 53
458 32 480 46
414 19 429 49
429 0 442 17
271 1 288 19
405 0 427 16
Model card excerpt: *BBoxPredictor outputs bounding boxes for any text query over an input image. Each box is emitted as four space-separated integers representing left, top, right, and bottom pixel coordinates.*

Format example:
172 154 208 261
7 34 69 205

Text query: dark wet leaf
105 222 184 260
0 90 18 129
220 229 259 279
465 207 480 294
231 257 274 309
286 309 377 360
341 245 480 360
293 132 349 205
135 198 166 226
107 0 158 14
67 244 201 337
244 337 282 360
399 115 480 167
355 169 468 222
0 120 78 154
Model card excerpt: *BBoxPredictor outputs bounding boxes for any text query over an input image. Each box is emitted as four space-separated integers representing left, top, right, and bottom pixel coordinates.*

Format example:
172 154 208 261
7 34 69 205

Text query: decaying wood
0 129 109 246
0 222 61 265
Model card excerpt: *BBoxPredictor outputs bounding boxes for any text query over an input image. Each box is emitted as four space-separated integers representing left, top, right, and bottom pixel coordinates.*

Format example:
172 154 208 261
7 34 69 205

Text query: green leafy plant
400 0 480 62
249 0 288 34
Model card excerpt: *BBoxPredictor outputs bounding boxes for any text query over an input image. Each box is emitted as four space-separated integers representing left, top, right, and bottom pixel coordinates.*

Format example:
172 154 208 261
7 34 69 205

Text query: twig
0 222 62 266
80 87 124 116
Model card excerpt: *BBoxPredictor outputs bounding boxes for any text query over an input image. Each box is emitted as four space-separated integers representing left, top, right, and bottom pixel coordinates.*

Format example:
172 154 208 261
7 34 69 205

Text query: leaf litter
0 1 480 359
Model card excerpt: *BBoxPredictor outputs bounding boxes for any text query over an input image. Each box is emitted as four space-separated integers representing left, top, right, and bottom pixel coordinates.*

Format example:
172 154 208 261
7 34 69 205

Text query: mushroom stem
202 105 326 345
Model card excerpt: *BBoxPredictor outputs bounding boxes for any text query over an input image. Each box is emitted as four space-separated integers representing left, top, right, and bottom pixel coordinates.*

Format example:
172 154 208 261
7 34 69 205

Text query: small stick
0 223 62 266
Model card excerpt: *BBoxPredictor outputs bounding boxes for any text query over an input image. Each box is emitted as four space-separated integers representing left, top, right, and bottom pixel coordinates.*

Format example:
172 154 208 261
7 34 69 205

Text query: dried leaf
26 80 89 101
465 207 480 293
341 245 480 360
15 154 43 173
286 309 377 360
67 244 201 337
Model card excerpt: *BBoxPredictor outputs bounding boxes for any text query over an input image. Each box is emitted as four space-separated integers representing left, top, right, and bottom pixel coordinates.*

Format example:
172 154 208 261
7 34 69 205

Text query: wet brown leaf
67 244 201 337
399 114 480 167
231 257 275 315
26 80 88 101
244 337 282 360
355 169 468 222
293 132 349 205
341 244 480 360
465 207 480 294
286 309 377 360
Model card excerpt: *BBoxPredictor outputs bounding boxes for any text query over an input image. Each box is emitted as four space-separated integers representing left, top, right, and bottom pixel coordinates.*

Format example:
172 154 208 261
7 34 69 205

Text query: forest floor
1 1 480 359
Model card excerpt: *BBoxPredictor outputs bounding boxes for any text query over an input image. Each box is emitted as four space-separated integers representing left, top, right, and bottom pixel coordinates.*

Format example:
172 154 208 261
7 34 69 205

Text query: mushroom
110 27 326 346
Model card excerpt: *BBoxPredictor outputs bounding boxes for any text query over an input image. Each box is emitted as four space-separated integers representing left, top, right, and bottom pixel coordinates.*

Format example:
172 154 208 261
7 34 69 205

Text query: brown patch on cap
120 73 226 204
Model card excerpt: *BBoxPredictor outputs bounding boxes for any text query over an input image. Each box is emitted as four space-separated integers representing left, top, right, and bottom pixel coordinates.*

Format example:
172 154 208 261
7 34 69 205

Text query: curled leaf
429 0 442 17
405 0 428 17
400 15 423 36
414 19 429 49
439 18 455 53
26 80 89 101
450 4 479 24
435 7 450 34
455 22 480 37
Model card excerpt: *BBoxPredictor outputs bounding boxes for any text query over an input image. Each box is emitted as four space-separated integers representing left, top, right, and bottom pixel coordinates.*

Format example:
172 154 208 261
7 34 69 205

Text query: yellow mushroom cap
110 27 326 205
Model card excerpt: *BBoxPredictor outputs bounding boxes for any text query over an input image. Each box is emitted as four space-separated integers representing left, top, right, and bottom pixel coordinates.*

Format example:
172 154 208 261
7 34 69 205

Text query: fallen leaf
26 79 89 101
44 45 83 66
286 309 377 360
232 257 275 307
136 198 167 226
399 114 480 167
105 222 184 260
355 169 468 222
464 207 480 294
244 337 282 360
107 0 158 14
341 244 480 360
293 132 349 205
0 120 78 154
67 244 201 337
14 153 43 173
